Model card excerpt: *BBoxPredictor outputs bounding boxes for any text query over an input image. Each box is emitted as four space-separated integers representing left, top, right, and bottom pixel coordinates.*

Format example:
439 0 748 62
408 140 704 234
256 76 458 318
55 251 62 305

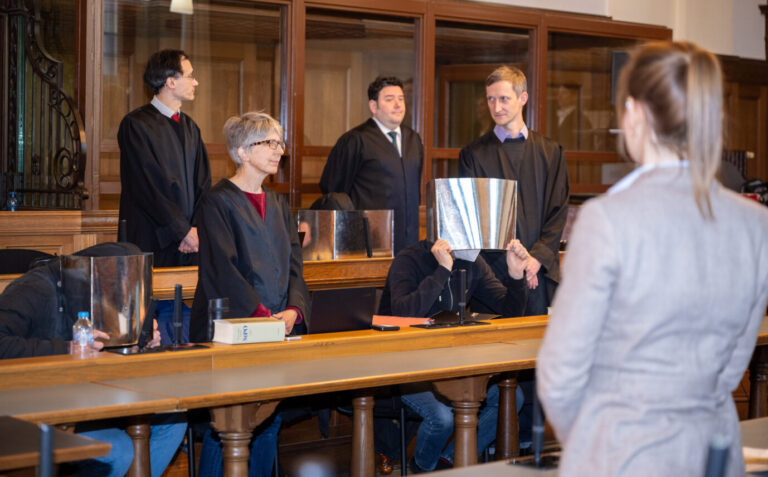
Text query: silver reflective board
297 209 394 261
61 253 153 347
427 178 517 251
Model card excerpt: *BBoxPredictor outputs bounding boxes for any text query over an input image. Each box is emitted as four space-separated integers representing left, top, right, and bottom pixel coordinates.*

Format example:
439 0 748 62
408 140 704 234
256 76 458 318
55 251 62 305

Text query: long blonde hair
616 41 723 217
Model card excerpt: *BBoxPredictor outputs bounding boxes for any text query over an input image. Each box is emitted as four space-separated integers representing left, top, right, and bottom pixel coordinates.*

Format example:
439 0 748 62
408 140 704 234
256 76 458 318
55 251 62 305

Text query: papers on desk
745 446 768 473
213 317 285 344
372 315 431 327
745 446 768 463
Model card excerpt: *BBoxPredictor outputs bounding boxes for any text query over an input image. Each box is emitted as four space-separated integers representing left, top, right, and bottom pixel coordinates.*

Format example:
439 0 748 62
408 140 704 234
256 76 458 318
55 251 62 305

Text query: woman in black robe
190 112 309 341
191 111 309 477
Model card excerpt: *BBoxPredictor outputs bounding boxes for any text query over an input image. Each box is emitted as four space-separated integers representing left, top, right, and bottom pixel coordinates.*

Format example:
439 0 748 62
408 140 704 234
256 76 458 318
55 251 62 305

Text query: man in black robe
118 49 211 268
319 76 423 254
459 65 569 316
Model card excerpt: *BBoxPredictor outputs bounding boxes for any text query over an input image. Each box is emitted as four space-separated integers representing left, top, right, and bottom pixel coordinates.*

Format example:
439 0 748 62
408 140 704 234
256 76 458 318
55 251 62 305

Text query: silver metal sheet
61 253 153 347
427 178 517 251
297 209 394 261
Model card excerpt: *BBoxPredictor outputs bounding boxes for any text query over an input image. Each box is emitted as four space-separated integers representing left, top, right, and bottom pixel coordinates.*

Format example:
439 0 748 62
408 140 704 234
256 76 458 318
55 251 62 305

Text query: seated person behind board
0 242 186 477
189 112 310 477
378 238 528 472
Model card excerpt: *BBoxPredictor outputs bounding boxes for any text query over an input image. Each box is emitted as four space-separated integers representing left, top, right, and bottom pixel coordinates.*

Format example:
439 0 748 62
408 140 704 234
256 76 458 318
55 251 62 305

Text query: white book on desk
213 317 286 344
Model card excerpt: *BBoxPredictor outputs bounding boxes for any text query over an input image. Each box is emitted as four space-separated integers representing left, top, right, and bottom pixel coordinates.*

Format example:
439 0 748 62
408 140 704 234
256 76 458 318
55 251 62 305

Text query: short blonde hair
222 111 283 165
616 41 723 218
486 65 527 96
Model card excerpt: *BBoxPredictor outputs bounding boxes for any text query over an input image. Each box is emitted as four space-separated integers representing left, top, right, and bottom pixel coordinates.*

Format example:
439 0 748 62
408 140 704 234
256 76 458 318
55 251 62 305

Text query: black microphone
532 387 545 467
362 216 372 258
118 219 128 242
39 424 53 477
172 284 182 346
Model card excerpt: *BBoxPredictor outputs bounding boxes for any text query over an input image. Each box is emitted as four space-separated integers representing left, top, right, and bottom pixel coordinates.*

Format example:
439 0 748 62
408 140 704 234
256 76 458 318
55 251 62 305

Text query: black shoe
408 457 427 474
435 457 453 470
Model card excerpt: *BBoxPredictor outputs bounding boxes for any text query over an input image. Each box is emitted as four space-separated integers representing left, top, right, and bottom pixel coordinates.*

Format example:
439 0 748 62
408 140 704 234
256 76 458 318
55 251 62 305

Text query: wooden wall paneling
724 81 768 181
84 0 104 210
305 0 427 16
533 15 546 135
423 3 436 191
430 1 540 27
291 0 306 208
540 12 672 41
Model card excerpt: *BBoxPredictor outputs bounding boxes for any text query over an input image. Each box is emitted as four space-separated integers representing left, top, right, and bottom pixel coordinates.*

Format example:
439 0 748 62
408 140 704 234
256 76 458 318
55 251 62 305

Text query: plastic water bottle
72 311 93 351
6 191 18 211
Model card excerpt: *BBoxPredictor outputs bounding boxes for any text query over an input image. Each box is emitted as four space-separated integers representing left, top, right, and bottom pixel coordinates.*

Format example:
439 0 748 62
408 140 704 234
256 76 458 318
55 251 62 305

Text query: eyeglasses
250 139 285 150
177 73 195 80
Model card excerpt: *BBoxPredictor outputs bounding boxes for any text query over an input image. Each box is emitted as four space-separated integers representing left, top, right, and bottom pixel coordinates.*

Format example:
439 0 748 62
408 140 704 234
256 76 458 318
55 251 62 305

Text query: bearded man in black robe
118 49 211 268
319 76 423 254
459 66 569 316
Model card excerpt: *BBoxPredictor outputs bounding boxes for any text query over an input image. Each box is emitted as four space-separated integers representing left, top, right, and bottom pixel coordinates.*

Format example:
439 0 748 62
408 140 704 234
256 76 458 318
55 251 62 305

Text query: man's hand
431 239 454 271
525 256 542 290
506 239 529 280
179 227 199 254
70 329 110 355
146 319 162 348
274 309 298 335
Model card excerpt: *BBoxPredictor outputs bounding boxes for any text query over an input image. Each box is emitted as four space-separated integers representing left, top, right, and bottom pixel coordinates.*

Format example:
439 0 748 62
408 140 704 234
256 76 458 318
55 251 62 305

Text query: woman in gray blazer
537 41 768 476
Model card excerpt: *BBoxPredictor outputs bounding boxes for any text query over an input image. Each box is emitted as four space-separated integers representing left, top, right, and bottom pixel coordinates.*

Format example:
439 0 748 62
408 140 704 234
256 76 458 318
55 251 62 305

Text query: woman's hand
274 309 298 334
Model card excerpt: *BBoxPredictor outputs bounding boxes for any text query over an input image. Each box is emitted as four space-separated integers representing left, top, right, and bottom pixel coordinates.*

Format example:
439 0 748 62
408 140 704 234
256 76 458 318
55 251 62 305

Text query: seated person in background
0 242 186 477
379 238 529 472
190 111 310 477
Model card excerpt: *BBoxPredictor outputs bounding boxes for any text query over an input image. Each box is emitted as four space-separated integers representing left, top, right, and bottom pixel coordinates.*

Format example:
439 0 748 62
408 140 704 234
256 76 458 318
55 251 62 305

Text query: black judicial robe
118 104 211 267
189 180 309 342
459 130 569 313
319 118 423 254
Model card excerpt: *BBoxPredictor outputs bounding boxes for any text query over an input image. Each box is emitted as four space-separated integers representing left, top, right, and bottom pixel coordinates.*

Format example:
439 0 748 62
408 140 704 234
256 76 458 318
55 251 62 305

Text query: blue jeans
156 300 191 345
402 383 523 471
198 412 281 477
74 413 187 477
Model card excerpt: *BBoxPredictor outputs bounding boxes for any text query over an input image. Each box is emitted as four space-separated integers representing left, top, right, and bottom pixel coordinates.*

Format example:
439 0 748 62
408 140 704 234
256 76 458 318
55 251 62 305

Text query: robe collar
151 96 181 119
494 124 528 143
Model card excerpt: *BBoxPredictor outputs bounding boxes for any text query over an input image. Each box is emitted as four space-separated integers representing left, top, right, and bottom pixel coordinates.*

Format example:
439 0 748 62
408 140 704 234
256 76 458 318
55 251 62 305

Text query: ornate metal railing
1 0 87 210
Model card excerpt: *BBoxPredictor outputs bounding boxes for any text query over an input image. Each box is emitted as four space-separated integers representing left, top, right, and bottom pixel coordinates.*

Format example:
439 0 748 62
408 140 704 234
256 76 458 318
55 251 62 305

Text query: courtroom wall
477 0 765 60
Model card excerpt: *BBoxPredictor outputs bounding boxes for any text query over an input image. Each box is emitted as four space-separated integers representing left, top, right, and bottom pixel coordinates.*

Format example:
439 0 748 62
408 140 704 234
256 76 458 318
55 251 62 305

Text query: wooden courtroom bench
0 318 549 476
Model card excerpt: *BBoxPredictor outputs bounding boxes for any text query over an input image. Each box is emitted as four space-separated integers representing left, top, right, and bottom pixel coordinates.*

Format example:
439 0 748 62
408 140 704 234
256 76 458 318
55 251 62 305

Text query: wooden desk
101 342 539 476
0 415 111 471
0 382 179 424
0 316 549 390
0 315 765 477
